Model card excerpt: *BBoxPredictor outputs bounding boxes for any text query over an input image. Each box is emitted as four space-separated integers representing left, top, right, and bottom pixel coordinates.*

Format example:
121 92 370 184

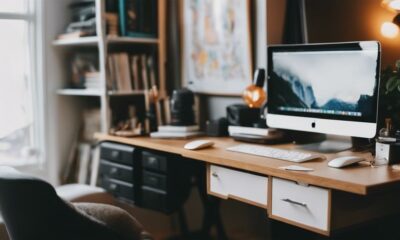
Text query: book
107 56 116 90
158 125 200 133
163 97 171 124
77 143 91 184
150 131 202 139
147 55 157 87
131 55 140 90
89 146 100 186
119 53 132 91
57 31 90 40
113 54 122 90
141 54 149 90
228 126 279 137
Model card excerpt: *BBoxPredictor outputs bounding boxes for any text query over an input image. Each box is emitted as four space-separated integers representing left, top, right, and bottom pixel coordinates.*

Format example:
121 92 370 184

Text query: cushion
72 202 152 240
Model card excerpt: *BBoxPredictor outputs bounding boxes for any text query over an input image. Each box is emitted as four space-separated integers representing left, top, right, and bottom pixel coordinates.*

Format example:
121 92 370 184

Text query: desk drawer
99 160 133 183
142 151 167 172
208 165 268 207
100 142 135 165
143 171 167 191
101 178 134 201
271 177 330 233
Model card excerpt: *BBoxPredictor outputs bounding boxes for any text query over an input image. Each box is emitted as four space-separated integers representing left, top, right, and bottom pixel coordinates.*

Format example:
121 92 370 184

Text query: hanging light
381 14 400 38
382 0 400 11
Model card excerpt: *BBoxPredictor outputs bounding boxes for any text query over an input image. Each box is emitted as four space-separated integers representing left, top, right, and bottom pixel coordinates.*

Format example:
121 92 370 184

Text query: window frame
0 0 46 171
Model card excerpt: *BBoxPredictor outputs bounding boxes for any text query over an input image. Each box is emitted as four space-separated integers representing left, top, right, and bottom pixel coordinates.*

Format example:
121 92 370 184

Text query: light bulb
381 21 399 38
389 0 400 10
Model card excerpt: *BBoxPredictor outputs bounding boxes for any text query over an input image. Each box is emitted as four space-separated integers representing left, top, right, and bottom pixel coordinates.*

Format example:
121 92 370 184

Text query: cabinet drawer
208 165 268 207
99 160 133 183
141 186 167 212
142 151 167 172
143 171 167 191
100 142 135 165
101 178 134 201
271 177 330 233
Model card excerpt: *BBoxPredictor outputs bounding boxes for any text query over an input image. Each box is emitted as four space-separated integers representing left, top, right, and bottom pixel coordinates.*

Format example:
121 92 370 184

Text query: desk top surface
95 133 400 195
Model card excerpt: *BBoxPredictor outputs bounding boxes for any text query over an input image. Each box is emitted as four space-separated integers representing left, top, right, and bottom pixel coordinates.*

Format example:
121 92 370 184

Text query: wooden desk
95 133 400 236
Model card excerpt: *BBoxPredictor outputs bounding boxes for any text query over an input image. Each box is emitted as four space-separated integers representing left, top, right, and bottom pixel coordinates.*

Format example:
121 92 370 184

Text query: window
0 0 42 166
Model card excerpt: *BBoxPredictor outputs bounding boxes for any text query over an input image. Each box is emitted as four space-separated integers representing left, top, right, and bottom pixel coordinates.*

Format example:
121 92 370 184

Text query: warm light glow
389 0 400 10
381 21 400 38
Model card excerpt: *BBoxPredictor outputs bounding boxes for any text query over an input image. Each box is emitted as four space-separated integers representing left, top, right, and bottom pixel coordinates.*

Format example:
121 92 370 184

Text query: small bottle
379 118 393 137
243 68 267 108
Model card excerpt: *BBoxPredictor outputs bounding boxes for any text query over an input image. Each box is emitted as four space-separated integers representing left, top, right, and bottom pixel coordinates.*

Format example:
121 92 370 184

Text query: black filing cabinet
98 142 192 214
98 142 138 203
138 150 192 214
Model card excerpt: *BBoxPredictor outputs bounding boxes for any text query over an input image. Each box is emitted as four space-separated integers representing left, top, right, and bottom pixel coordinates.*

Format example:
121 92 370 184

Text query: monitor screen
267 42 380 124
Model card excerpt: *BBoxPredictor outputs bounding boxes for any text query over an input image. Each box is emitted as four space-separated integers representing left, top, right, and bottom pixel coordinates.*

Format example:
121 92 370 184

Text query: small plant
380 60 400 127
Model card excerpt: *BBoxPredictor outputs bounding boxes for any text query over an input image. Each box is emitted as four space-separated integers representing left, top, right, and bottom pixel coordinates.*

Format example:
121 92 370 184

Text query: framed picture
182 0 253 96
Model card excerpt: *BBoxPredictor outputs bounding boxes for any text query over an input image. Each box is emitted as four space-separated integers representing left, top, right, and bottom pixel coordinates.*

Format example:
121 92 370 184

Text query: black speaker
206 118 229 137
170 89 195 126
227 104 260 127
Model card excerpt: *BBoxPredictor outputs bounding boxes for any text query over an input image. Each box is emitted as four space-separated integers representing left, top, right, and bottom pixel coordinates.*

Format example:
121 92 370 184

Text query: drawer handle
281 198 307 208
111 151 119 158
109 183 118 191
110 167 118 175
211 172 219 178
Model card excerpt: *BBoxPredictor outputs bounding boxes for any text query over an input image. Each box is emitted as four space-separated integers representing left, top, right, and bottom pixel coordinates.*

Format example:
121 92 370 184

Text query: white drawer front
271 178 330 231
209 165 268 206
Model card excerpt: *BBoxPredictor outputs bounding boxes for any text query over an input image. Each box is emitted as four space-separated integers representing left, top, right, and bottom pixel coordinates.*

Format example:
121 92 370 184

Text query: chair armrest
56 184 116 204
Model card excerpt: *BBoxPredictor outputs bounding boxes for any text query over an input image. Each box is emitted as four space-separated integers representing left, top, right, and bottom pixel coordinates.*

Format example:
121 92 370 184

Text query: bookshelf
54 0 167 133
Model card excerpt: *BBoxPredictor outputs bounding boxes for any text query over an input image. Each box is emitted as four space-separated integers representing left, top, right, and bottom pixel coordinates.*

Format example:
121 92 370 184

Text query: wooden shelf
53 36 99 46
108 90 146 96
57 89 104 96
106 36 159 45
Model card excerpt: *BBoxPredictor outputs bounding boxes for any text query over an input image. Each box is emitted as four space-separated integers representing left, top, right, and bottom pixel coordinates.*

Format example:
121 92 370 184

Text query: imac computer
267 41 381 148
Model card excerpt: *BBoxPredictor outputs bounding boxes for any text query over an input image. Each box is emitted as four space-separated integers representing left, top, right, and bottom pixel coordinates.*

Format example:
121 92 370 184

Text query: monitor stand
295 135 353 154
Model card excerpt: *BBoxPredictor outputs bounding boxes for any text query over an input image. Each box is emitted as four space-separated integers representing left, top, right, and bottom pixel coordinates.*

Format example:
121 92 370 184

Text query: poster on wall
183 0 253 95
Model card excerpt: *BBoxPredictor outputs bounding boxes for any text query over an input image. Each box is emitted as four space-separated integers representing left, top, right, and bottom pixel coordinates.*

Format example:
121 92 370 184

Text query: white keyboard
227 144 322 163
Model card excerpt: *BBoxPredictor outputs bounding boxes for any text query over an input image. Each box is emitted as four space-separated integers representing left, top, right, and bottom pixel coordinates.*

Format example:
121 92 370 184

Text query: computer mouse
328 156 365 168
184 140 215 150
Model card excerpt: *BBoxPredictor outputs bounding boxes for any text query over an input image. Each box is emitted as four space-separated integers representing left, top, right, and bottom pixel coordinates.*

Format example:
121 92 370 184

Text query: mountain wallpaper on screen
269 71 373 115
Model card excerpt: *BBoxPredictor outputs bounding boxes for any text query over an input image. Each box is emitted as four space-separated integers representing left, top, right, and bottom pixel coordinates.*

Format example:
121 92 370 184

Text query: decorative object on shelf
70 52 99 89
381 0 400 38
380 60 400 127
182 0 252 95
109 105 142 137
242 68 266 108
118 0 158 38
105 0 119 36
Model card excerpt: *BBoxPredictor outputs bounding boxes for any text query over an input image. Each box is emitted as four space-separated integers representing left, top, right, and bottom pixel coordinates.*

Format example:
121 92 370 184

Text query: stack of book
150 125 201 139
107 53 157 92
57 0 97 40
84 72 101 89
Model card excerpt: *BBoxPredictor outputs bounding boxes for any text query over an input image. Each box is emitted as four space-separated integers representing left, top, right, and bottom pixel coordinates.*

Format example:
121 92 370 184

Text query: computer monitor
267 41 381 139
